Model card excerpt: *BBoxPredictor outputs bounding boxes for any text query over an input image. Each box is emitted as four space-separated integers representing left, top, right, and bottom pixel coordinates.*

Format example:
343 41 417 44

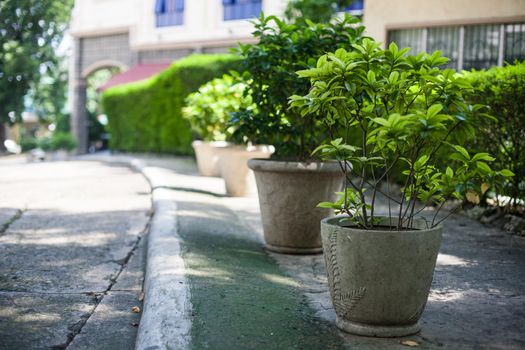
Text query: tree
285 0 356 24
0 0 73 152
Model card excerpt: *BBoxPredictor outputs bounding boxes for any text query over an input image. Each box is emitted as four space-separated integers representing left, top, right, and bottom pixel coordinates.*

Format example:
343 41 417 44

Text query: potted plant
183 74 273 195
290 39 514 336
232 13 364 253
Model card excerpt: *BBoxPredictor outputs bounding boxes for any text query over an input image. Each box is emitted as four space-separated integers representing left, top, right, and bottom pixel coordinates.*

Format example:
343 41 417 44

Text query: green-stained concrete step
177 196 345 350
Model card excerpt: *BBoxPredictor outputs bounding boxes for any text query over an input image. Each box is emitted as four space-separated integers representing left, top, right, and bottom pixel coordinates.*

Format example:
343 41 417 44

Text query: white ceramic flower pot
192 140 232 177
216 145 273 197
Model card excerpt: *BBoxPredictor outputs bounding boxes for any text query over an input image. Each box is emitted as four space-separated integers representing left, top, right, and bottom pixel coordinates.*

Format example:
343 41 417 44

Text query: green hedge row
464 62 525 203
101 54 241 154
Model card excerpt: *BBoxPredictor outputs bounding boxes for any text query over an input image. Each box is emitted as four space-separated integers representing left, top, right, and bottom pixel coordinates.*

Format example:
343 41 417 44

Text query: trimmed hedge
464 62 525 204
101 54 241 154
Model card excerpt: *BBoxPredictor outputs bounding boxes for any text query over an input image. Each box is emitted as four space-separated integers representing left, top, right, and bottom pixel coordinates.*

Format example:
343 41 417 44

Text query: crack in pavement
61 216 152 350
0 290 107 296
0 208 24 235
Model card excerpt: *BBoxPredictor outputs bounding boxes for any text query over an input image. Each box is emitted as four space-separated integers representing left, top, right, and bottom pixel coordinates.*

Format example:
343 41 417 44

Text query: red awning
97 63 171 92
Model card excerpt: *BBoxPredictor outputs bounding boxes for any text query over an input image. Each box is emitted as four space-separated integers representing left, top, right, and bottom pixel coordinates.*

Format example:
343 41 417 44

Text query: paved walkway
90 154 525 350
0 158 150 349
2 154 524 349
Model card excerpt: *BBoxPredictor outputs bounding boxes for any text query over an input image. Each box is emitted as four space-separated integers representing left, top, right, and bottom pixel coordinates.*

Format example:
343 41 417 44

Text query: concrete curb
135 188 191 350
78 155 191 350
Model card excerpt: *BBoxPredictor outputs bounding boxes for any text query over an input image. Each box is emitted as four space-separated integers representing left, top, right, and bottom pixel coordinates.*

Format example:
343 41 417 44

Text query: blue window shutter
175 0 184 12
155 0 165 14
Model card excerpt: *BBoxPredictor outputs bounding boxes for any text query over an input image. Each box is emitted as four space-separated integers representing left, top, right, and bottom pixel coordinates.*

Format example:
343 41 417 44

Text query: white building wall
70 0 288 50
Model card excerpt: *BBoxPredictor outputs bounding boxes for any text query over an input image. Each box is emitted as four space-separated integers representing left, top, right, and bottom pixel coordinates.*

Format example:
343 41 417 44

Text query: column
70 38 88 154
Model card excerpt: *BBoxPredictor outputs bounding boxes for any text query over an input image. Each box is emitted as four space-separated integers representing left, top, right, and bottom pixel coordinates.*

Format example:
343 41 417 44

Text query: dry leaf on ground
400 340 419 347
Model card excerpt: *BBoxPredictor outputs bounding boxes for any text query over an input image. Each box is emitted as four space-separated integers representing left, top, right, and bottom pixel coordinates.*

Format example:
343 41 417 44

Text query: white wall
70 0 288 50
70 0 138 36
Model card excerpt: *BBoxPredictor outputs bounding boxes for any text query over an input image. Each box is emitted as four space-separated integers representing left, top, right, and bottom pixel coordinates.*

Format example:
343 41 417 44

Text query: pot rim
191 140 233 148
247 158 344 174
321 215 443 233
214 144 274 155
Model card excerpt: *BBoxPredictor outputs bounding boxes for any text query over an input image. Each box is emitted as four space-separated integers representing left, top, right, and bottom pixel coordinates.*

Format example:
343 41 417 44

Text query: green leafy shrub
37 136 53 151
182 74 254 142
51 132 76 151
290 39 514 229
464 62 525 207
232 13 364 160
102 54 241 154
20 136 38 152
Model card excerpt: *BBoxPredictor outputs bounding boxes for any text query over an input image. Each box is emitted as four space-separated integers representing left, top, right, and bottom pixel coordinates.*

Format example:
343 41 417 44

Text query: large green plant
232 13 364 161
102 54 241 154
182 74 254 142
464 63 525 208
290 39 514 229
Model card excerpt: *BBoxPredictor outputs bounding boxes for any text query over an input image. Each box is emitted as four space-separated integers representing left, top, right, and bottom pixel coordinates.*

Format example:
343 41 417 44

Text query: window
340 0 364 16
223 0 262 21
505 23 525 63
427 27 460 69
388 22 525 71
155 0 184 27
389 28 425 55
463 24 500 70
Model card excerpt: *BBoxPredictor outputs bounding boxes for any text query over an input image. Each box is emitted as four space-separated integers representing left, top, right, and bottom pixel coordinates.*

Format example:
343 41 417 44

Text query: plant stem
433 203 461 227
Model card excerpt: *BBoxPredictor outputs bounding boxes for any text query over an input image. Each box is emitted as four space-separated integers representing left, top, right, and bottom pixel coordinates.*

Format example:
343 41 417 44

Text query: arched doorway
84 65 123 152
71 60 128 154
70 33 134 154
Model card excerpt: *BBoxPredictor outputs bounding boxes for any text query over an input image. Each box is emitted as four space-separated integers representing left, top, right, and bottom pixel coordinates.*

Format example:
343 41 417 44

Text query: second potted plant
232 13 365 253
184 74 273 196
183 75 247 177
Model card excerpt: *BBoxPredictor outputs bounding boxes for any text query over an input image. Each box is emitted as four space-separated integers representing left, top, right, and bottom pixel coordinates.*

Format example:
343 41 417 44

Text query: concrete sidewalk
0 159 150 350
83 153 525 350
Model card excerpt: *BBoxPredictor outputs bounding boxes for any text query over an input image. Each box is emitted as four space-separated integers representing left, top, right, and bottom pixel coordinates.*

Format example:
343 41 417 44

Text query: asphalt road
0 159 151 350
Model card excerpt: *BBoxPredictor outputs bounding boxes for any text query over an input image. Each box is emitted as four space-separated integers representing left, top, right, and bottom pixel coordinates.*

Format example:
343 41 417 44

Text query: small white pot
216 145 273 197
192 140 232 177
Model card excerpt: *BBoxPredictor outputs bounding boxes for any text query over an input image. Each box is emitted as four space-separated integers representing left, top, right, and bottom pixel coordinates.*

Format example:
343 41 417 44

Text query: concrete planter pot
192 140 232 177
216 145 273 197
320 216 442 337
248 159 344 254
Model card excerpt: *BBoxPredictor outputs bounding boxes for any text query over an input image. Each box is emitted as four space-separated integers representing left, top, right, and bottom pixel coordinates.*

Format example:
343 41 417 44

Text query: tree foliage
233 13 365 160
285 0 355 24
290 40 513 229
0 0 73 149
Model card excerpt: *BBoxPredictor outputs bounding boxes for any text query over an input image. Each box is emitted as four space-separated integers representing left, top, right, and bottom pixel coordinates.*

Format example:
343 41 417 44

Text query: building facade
69 0 525 153
69 0 288 153
364 0 525 71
